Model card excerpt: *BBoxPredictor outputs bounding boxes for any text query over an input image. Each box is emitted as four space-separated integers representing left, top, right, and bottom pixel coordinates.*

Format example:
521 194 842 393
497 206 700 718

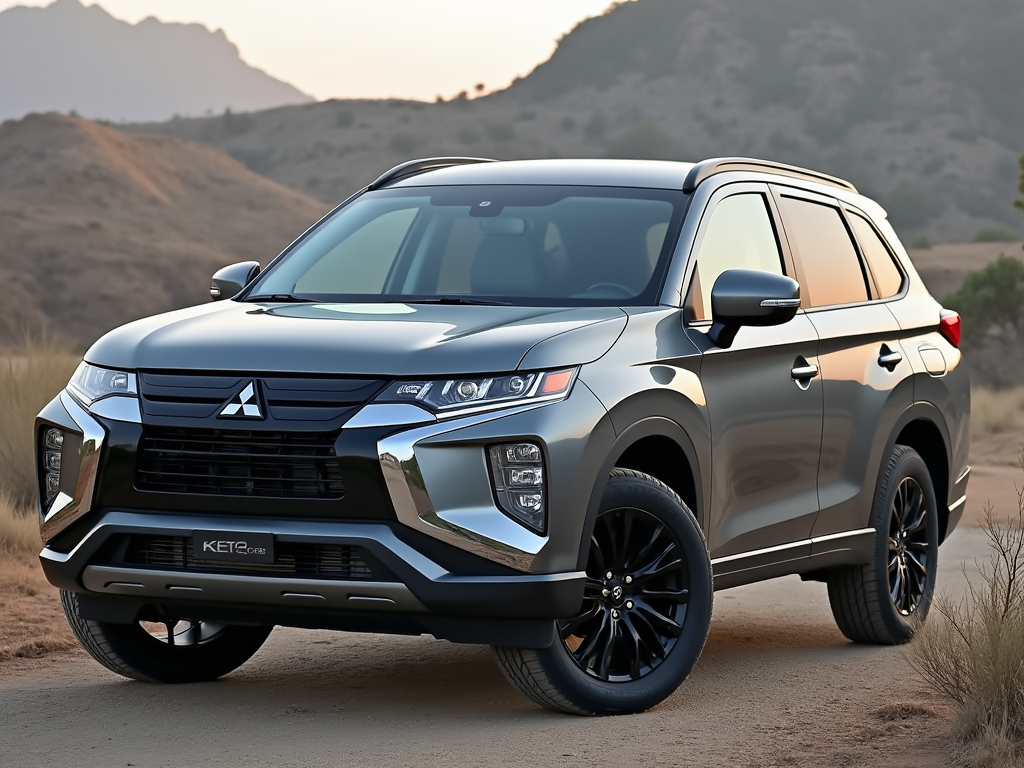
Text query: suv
36 156 970 715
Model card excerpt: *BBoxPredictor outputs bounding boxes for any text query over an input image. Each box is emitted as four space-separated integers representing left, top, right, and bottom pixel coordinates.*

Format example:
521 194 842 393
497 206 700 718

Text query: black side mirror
210 261 261 301
707 269 801 348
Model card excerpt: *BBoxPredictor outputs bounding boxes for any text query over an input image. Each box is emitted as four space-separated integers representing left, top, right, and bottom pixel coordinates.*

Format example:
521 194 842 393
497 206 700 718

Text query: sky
0 0 617 101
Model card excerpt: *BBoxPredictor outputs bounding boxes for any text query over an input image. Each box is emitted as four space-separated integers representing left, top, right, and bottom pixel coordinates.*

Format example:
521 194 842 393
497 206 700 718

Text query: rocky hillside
0 0 311 123
133 0 1024 244
0 113 327 347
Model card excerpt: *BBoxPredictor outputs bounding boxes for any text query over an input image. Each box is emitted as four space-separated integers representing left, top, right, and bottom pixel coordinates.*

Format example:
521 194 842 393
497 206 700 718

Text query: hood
85 301 628 376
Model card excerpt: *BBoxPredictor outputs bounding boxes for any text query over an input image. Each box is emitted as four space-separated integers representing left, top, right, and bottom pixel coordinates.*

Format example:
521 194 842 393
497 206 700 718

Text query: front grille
117 535 390 581
136 427 344 499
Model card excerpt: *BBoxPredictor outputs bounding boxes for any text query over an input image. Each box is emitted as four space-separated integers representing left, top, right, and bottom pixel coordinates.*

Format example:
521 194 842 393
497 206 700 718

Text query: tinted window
848 212 904 298
779 196 868 307
686 193 784 322
249 186 683 307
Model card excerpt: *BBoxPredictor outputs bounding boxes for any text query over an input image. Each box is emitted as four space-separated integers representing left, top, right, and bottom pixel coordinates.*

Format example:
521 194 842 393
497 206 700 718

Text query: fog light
42 427 64 505
45 428 63 450
488 442 546 534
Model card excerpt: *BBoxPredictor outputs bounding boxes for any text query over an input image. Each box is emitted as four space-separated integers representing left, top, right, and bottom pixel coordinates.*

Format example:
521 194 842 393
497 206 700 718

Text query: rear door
684 183 823 560
771 186 914 541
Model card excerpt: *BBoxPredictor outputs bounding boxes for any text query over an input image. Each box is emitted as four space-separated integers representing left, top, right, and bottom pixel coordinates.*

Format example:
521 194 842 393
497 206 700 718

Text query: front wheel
61 591 273 683
494 469 713 715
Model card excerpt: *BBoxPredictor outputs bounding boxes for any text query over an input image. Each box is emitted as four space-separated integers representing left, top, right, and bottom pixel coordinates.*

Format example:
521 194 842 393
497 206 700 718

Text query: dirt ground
0 443 1019 768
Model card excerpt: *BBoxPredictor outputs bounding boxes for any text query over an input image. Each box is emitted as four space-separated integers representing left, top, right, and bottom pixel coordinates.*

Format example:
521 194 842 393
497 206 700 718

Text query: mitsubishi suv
36 156 970 715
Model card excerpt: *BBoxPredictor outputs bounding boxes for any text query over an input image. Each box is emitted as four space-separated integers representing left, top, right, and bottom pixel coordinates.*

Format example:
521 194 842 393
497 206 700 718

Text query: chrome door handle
878 348 903 370
791 364 819 380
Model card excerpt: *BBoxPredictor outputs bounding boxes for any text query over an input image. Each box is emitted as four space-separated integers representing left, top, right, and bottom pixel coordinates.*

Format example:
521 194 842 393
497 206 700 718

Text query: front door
683 184 823 560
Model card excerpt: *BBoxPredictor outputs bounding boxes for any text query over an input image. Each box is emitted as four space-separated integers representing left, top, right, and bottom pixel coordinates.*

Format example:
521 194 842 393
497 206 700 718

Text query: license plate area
192 531 275 563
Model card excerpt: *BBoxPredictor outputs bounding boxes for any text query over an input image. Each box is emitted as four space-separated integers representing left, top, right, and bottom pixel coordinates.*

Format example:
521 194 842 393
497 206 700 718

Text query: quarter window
778 196 869 307
848 212 904 298
686 193 784 322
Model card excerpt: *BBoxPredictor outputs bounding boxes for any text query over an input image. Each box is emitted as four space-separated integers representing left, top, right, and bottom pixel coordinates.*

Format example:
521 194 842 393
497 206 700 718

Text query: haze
0 0 616 100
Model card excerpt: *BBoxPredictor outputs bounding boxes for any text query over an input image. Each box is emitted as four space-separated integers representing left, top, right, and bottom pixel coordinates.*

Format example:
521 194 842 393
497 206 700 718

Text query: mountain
0 113 327 346
0 0 312 123
134 0 1024 244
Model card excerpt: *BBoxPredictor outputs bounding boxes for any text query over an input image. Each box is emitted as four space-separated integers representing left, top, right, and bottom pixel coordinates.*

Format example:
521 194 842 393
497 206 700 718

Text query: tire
61 590 273 683
826 445 940 644
494 468 713 715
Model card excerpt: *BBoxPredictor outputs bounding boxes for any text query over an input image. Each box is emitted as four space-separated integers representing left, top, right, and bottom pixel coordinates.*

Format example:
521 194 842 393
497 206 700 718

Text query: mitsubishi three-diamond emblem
219 381 263 419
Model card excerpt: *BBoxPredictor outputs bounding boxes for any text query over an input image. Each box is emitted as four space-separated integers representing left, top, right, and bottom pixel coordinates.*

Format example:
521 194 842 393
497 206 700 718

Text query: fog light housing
488 441 546 534
42 427 64 505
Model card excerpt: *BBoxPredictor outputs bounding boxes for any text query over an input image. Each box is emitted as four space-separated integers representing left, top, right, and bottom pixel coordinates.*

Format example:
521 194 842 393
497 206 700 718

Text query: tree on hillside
1014 153 1024 222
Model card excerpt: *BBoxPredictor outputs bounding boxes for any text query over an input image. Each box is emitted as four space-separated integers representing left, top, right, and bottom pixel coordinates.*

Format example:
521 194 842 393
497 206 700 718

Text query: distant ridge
137 0 1024 244
0 113 327 345
0 0 312 123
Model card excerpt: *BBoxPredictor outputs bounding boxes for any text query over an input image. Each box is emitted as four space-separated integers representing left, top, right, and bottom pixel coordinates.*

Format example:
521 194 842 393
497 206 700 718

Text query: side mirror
707 269 801 349
210 261 260 301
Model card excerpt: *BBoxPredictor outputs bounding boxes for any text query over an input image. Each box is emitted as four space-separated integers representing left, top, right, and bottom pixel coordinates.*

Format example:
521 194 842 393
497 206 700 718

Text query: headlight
67 362 137 406
375 368 577 415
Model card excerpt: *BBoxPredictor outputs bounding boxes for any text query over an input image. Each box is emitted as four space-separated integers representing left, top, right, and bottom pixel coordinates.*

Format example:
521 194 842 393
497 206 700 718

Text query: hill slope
135 0 1024 244
0 113 327 347
0 0 311 123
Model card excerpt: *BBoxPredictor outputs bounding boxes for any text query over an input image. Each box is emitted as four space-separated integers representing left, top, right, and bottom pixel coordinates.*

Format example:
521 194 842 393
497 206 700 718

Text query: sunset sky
1 0 617 100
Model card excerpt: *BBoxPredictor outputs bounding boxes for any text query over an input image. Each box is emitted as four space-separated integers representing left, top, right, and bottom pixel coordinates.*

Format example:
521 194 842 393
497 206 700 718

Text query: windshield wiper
244 294 317 303
406 296 516 306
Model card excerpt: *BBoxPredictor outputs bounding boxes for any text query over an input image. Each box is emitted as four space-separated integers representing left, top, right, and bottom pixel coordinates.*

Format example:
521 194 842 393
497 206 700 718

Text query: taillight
938 309 961 348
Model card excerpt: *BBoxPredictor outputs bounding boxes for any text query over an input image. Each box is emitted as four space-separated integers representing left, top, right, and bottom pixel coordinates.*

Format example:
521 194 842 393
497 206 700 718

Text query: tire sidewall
870 449 939 641
535 471 713 714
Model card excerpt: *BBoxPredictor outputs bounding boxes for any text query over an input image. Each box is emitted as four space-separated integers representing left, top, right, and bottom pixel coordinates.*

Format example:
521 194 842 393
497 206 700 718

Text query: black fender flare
576 416 706 571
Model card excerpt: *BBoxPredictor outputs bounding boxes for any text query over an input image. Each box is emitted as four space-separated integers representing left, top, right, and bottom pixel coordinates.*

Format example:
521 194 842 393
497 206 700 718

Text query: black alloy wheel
61 590 272 683
560 506 690 682
493 469 713 715
826 445 940 645
887 477 930 616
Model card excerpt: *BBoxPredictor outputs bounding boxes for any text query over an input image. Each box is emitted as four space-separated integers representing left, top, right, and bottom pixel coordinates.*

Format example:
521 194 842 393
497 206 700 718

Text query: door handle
878 346 903 371
791 363 819 380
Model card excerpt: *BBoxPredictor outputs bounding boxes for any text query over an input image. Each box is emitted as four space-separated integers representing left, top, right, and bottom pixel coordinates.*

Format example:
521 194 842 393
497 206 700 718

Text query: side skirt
711 528 875 591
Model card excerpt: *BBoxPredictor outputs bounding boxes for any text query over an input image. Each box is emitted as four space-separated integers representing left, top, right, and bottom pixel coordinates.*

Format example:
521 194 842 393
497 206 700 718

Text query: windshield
246 185 685 306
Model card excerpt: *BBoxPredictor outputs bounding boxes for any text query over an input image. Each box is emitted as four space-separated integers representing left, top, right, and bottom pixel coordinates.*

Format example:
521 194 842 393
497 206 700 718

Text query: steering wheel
583 282 635 298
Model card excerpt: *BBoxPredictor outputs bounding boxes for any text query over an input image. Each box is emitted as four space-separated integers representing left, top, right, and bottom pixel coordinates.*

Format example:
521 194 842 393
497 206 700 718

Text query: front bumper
41 511 585 646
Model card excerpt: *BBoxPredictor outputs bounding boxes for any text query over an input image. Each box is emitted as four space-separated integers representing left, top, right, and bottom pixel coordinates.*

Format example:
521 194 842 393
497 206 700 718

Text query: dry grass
0 336 81 507
0 491 39 555
908 458 1024 768
973 386 1024 439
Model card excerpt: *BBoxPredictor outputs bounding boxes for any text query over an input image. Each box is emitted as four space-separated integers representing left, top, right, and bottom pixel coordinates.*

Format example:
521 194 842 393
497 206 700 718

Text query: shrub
605 123 680 160
911 235 933 249
944 255 1024 345
974 226 1021 244
0 337 80 508
908 462 1024 767
584 111 607 139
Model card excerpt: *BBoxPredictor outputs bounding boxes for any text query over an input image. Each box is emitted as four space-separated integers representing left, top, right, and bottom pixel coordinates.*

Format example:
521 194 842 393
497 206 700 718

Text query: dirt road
0 527 996 768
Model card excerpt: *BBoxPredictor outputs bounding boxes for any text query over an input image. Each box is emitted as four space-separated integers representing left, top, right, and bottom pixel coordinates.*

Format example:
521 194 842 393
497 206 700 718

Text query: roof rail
368 157 497 190
682 157 857 194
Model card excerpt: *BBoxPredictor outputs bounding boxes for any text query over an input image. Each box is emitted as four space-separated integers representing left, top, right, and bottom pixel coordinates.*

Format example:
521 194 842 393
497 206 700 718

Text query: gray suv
36 156 970 715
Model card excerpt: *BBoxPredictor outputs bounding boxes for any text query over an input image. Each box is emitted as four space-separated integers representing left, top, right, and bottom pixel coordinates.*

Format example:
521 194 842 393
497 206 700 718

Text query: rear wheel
826 445 939 644
494 469 712 715
61 590 273 683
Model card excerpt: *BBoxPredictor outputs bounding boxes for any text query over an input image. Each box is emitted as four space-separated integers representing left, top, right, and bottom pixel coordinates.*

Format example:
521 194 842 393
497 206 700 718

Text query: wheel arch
576 415 706 571
886 403 953 542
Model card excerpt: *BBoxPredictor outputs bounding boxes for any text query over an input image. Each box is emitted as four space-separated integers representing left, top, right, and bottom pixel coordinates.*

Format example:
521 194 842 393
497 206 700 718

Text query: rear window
248 185 685 306
848 212 904 298
778 195 869 307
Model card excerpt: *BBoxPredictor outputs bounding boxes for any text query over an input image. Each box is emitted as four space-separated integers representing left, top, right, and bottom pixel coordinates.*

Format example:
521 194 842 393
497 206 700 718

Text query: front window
246 185 685 306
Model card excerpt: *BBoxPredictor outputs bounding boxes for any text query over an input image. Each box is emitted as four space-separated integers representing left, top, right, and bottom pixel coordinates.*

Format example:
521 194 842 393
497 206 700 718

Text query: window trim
769 185 878 312
842 205 909 303
681 182 796 327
